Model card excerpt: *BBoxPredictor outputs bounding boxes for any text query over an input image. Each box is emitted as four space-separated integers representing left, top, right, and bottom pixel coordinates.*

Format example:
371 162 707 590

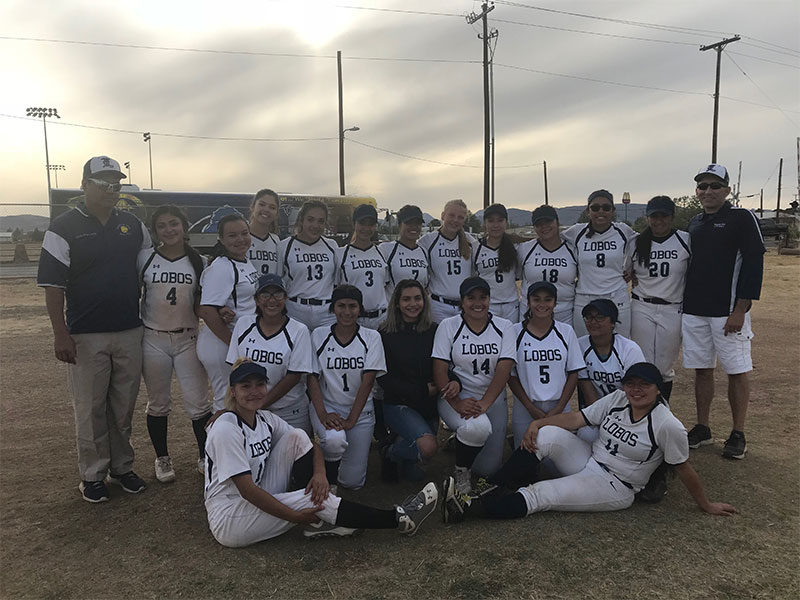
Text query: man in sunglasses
681 164 765 460
38 156 152 502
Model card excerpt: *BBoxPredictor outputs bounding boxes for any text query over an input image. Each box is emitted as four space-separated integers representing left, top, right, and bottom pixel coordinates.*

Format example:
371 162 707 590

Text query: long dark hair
150 205 204 279
635 196 676 268
585 189 614 239
294 200 328 236
249 188 280 234
208 214 249 265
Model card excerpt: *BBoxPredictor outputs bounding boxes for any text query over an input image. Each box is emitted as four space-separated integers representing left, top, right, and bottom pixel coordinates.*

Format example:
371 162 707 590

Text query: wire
741 36 800 55
740 41 800 59
331 4 463 18
727 51 800 71
347 139 543 169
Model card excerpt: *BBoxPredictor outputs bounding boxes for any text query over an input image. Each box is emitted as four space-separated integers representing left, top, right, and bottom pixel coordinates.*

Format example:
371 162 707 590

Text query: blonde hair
442 199 471 259
224 357 258 411
379 279 433 333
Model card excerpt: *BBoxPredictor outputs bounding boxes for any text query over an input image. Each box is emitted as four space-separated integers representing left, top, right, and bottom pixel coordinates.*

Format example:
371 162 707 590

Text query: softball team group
134 185 739 548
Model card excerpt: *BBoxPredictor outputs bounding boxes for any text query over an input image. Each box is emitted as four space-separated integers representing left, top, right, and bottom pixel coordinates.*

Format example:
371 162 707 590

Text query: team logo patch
118 224 131 235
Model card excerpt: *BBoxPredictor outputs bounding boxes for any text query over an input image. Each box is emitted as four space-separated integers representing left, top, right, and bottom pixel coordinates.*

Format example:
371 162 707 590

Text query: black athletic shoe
79 480 109 503
722 430 747 459
107 471 146 494
636 463 669 503
687 424 713 449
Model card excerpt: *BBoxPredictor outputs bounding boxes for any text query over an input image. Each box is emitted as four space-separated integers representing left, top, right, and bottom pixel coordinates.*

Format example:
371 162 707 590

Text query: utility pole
143 132 153 189
490 59 495 206
699 35 740 163
796 137 799 204
734 160 742 206
26 107 60 199
467 2 497 209
776 157 783 223
338 50 345 196
759 188 763 217
543 160 549 205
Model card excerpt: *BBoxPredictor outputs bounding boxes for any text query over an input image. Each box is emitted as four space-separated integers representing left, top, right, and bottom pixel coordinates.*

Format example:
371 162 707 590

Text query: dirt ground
1 252 798 600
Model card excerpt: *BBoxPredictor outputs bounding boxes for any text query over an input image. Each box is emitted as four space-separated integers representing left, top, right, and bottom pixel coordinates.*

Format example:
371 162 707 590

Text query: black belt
362 308 387 319
288 296 331 306
145 325 188 334
430 294 460 307
596 461 633 489
631 293 675 306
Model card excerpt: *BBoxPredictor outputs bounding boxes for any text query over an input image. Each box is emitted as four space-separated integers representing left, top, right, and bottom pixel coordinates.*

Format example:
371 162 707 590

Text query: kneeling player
442 362 736 523
204 360 437 547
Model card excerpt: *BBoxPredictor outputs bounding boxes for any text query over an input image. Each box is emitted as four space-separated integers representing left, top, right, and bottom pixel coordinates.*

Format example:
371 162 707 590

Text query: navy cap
621 362 664 391
397 205 424 224
582 298 619 323
646 196 675 217
331 285 363 306
483 203 508 220
353 204 378 222
229 361 269 385
531 205 558 225
459 276 491 298
694 164 730 184
526 280 558 301
587 189 613 205
255 273 286 295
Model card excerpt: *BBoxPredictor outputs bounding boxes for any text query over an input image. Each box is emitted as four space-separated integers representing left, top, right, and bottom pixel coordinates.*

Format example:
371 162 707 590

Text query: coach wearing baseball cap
38 155 152 502
682 164 765 460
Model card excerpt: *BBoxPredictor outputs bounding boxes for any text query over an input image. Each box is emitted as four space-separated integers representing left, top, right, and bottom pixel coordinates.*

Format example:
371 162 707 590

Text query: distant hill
475 204 648 226
0 214 51 233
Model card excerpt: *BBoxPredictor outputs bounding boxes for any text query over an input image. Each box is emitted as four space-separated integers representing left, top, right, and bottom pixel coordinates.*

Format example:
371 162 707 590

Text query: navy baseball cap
229 361 269 385
582 298 619 323
483 203 508 220
459 276 491 298
646 196 675 217
526 280 558 301
694 164 729 184
397 205 424 224
255 273 286 295
531 205 558 225
587 189 613 205
621 362 664 391
83 156 126 180
353 204 378 222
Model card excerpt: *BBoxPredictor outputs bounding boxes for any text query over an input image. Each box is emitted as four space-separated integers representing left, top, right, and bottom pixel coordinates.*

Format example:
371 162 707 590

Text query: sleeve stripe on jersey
339 244 351 282
139 250 157 280
283 237 296 280
521 241 538 268
488 318 504 337
563 243 577 263
515 327 526 350
385 242 399 285
552 325 569 351
320 237 338 258
451 319 467 344
282 328 295 351
41 230 70 267
574 226 588 251
237 321 258 345
316 330 335 357
674 231 691 257
424 233 442 264
611 224 629 251
229 258 240 308
355 330 368 353
643 412 659 462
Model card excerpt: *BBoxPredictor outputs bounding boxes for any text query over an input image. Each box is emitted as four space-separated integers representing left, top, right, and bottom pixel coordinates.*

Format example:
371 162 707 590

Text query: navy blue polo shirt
37 204 151 334
683 201 765 317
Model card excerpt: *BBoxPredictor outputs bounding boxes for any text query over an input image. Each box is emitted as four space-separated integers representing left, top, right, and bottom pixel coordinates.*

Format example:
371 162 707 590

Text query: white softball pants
310 403 375 490
286 301 336 331
630 300 682 382
511 399 571 449
430 298 461 323
517 426 634 514
142 327 211 419
196 327 231 412
205 428 340 548
490 301 519 323
519 302 573 328
572 289 631 338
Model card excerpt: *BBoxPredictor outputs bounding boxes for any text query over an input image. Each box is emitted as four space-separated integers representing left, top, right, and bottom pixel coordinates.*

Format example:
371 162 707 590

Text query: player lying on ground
441 362 736 523
204 359 438 547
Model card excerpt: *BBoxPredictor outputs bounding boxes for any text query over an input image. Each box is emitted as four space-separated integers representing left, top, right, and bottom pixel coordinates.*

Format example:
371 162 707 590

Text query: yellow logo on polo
119 224 131 235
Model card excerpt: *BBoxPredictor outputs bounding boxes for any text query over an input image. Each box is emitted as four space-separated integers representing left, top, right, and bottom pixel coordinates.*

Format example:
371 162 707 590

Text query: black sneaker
107 471 146 494
636 463 669 503
79 480 109 503
687 424 713 449
722 430 747 459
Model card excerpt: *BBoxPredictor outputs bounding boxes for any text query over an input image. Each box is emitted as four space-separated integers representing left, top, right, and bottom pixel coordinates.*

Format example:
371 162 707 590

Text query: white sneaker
454 466 471 495
303 521 358 538
396 482 438 536
154 456 176 483
197 457 205 476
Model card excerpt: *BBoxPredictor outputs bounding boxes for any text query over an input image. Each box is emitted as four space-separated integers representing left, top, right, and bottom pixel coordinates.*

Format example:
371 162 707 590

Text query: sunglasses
583 314 611 322
696 182 726 191
589 204 613 212
257 290 286 300
88 178 122 192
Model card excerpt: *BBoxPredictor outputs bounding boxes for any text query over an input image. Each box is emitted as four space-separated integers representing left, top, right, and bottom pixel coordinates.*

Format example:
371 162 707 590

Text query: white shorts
681 313 753 375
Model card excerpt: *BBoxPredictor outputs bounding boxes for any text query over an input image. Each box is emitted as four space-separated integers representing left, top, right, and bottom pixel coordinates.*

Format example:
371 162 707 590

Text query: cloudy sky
1 0 798 219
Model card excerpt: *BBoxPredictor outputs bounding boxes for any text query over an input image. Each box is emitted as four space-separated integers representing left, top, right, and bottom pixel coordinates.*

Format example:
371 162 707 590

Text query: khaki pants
69 327 143 481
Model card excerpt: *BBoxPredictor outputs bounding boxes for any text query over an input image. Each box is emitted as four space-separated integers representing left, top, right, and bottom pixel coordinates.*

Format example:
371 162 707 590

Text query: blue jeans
382 404 438 462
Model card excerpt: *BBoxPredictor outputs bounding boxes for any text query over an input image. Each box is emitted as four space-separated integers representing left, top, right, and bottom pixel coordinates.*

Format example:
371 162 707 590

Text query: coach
38 156 152 502
682 164 765 460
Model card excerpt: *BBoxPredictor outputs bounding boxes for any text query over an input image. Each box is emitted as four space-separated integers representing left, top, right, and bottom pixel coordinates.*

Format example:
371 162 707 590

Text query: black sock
479 492 529 520
147 415 169 457
191 413 211 457
661 381 673 403
324 460 341 485
291 450 314 490
335 499 397 529
488 448 541 489
455 440 482 469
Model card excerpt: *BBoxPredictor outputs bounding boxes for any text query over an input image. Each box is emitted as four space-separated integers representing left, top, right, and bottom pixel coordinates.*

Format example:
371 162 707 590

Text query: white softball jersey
581 389 689 489
204 410 299 503
138 249 206 331
311 325 387 413
336 243 389 312
473 240 520 305
249 232 280 276
278 235 338 300
419 231 477 300
378 240 429 296
226 316 313 414
578 334 646 398
432 314 516 400
562 222 637 296
199 256 259 324
511 320 584 404
630 230 691 303
517 240 578 308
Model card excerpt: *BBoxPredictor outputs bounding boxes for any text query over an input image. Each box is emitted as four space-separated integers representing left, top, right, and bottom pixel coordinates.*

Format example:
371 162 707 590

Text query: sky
1 0 798 219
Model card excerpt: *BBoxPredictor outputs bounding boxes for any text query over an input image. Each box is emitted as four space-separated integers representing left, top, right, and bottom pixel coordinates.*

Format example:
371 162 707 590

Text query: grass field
1 252 798 599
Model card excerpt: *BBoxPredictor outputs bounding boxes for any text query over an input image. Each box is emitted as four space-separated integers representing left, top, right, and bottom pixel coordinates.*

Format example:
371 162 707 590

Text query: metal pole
735 160 742 206
543 160 549 205
338 50 345 196
759 188 763 218
490 58 495 205
43 116 52 198
700 36 740 163
481 2 490 209
776 157 783 223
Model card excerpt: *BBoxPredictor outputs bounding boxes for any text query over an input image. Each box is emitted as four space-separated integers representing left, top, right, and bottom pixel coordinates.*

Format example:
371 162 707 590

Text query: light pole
143 132 154 189
622 191 631 224
339 126 359 195
47 164 65 188
124 161 131 183
26 107 60 199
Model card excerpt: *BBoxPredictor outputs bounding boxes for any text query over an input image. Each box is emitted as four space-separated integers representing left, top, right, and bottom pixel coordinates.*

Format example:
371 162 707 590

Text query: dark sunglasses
589 204 613 212
88 178 122 192
696 182 726 191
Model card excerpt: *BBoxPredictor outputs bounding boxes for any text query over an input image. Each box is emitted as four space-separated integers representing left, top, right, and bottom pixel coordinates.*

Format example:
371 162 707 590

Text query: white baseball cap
82 156 127 180
694 164 729 184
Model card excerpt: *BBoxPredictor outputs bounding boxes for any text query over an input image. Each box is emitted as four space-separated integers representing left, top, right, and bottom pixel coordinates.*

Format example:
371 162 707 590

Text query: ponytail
496 233 518 272
635 227 655 268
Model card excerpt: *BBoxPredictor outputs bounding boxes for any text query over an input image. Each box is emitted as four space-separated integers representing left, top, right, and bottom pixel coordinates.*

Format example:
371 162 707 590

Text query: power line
724 52 800 129
741 36 800 55
740 41 800 59
727 51 800 71
331 4 463 18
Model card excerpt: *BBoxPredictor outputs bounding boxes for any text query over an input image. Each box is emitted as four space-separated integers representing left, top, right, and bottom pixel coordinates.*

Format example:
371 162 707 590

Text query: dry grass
1 253 798 599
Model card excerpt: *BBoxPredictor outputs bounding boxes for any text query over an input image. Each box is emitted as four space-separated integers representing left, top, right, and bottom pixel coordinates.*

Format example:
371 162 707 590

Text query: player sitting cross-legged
441 362 736 523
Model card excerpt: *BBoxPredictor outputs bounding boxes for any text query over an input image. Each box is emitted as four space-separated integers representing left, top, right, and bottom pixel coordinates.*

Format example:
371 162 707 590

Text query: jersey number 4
472 358 490 375
166 287 177 306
